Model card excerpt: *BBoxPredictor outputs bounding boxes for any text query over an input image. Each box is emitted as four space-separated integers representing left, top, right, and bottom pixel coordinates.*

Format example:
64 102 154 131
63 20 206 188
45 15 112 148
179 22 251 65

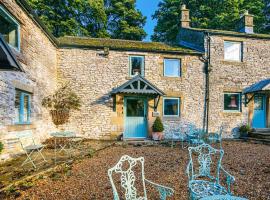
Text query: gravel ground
5 141 270 200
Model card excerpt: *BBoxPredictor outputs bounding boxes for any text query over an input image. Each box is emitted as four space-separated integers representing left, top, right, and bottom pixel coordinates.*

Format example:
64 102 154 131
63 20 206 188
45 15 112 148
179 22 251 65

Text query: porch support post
154 95 160 112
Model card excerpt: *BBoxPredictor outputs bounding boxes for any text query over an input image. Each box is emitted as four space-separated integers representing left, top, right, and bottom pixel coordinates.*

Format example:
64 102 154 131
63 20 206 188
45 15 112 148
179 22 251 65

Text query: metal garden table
200 194 248 200
50 131 77 164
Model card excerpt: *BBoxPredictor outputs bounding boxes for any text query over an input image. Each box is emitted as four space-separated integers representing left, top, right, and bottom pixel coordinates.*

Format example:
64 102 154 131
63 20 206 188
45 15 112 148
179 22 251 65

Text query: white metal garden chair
108 155 174 200
17 131 47 169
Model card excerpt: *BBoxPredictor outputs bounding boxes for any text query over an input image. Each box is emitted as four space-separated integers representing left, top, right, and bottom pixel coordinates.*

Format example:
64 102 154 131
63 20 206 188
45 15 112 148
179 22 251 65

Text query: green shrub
0 142 3 154
239 124 251 134
152 117 164 132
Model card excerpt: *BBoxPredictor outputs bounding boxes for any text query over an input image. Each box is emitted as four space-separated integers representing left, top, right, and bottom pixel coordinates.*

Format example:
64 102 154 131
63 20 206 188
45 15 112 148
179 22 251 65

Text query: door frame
123 96 148 139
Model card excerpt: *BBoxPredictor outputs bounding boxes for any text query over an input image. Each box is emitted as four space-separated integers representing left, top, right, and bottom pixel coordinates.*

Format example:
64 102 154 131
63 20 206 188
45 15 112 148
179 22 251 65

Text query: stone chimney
237 11 254 34
180 4 190 28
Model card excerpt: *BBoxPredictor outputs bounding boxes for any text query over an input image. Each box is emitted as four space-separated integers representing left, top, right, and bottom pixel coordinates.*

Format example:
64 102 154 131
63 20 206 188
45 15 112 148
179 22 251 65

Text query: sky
136 0 160 41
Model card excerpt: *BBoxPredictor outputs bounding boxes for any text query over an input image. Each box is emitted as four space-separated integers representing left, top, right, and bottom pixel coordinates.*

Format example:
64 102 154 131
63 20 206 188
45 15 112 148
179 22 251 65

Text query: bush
152 117 164 132
239 124 251 134
0 142 3 154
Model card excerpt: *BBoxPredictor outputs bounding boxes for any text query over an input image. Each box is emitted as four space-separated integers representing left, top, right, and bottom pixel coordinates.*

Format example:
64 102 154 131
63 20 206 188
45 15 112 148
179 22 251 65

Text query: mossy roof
58 36 201 54
187 27 270 39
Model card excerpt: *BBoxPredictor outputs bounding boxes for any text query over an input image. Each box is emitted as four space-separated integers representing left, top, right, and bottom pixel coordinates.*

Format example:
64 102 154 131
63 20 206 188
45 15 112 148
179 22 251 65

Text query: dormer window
0 6 20 51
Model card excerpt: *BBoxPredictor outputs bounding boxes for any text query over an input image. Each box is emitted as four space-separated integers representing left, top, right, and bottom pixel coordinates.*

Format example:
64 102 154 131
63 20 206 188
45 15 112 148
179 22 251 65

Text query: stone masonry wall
58 48 205 139
208 35 270 137
0 0 58 159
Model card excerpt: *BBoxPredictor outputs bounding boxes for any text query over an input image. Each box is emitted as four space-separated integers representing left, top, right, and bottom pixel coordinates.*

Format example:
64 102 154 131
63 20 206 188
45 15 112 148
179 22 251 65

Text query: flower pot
152 132 164 141
240 132 249 138
50 109 70 125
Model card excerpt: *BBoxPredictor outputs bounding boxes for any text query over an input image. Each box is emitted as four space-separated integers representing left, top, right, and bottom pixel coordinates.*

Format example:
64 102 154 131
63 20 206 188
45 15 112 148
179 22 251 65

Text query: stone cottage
0 0 269 158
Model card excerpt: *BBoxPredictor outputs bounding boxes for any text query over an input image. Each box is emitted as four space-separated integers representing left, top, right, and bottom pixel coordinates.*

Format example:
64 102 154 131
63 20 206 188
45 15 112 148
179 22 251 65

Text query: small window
0 6 20 51
163 97 180 117
224 41 242 61
15 90 31 124
164 59 181 77
129 56 144 76
224 93 241 112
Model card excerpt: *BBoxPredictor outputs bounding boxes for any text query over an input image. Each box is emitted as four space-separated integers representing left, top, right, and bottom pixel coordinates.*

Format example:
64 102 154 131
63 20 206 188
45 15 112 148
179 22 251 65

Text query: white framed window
223 93 241 112
224 41 242 62
129 56 144 77
163 97 180 117
163 59 181 77
0 6 20 51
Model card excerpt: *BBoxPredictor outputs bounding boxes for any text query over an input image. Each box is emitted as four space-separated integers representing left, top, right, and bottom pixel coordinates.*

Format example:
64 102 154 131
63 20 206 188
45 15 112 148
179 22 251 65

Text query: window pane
0 7 19 49
23 95 30 122
15 90 21 122
130 56 143 76
224 93 240 111
224 41 241 61
164 98 179 116
164 59 180 77
126 99 144 117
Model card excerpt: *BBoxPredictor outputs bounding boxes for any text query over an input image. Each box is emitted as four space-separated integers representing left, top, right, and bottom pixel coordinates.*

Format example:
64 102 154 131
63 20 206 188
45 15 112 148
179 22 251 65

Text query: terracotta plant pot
152 132 164 141
50 109 70 125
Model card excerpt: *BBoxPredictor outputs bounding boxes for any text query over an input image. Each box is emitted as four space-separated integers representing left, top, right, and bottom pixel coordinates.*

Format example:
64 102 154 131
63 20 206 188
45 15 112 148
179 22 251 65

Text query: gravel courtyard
3 141 270 200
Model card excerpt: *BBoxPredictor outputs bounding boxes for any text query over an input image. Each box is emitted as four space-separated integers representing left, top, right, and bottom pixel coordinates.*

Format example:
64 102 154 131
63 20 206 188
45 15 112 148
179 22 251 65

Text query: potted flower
152 117 164 141
238 123 251 138
42 84 81 126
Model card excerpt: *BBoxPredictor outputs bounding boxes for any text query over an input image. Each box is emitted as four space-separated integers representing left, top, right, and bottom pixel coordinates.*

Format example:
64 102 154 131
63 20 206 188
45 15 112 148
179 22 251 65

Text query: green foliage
152 117 164 132
27 0 109 38
42 84 81 111
105 0 147 40
239 123 251 134
152 0 269 43
0 142 3 154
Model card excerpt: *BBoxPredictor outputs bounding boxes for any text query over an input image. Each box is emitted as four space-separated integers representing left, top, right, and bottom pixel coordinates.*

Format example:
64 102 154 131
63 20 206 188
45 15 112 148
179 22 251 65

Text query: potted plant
238 123 251 138
0 142 3 154
42 84 81 126
152 117 164 141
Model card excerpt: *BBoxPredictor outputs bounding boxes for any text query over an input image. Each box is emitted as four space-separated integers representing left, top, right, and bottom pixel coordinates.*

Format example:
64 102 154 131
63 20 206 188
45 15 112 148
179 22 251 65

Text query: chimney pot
180 4 190 28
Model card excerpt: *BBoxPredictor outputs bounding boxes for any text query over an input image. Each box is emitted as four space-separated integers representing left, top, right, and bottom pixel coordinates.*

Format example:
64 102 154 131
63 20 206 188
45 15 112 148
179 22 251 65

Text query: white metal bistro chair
108 155 174 200
17 131 47 169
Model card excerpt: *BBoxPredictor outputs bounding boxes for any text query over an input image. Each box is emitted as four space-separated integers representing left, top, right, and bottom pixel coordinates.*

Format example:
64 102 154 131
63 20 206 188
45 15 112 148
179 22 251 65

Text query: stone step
245 137 270 145
253 128 270 133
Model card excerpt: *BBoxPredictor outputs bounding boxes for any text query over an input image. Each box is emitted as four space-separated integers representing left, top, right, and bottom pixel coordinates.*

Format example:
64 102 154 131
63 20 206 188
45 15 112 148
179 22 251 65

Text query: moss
58 36 201 54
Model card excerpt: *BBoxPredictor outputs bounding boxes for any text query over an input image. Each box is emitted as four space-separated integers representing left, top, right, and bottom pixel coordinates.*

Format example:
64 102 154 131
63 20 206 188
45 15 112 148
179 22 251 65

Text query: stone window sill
221 60 246 66
222 111 242 116
7 124 36 132
162 116 181 121
162 76 183 81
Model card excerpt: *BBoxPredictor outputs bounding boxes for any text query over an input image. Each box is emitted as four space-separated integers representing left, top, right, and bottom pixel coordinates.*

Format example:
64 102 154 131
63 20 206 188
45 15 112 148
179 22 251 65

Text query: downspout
203 32 211 133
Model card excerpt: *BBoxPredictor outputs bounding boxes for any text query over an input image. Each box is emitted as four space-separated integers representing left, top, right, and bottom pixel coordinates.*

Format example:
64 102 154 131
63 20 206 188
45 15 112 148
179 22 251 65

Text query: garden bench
108 155 174 200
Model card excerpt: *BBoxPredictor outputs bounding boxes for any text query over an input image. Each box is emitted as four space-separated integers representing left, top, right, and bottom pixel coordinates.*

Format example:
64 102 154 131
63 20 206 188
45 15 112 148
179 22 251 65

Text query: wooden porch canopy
243 78 270 105
111 75 165 110
0 35 23 71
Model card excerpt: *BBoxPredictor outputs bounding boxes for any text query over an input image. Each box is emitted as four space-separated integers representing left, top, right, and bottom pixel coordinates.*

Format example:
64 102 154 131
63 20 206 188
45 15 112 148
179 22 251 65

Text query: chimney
238 11 254 34
180 4 190 28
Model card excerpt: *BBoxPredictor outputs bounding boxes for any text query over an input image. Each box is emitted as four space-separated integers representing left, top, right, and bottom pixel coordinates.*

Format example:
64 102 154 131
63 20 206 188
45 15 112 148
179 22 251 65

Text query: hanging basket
50 109 70 126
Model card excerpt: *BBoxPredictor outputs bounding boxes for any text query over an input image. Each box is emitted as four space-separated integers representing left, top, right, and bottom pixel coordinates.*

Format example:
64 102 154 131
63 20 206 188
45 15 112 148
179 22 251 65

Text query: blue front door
124 97 147 139
252 94 266 128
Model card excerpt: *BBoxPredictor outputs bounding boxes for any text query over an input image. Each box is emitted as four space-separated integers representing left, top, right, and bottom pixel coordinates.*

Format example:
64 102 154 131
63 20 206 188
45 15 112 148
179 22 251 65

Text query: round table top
50 131 75 137
200 195 248 200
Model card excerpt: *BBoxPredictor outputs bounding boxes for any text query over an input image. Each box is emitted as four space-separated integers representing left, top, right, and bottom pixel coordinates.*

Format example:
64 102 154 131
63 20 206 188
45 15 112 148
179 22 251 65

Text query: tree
105 0 147 40
27 0 108 38
152 0 268 43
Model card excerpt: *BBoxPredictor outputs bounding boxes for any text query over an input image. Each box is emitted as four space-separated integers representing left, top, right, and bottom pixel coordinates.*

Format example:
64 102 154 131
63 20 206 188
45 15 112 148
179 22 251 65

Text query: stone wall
208 35 270 136
58 48 205 139
0 0 58 159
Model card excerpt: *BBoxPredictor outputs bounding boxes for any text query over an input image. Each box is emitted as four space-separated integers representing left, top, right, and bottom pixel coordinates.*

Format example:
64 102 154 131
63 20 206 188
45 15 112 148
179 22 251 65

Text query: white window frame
163 97 180 117
163 58 181 77
223 92 241 112
0 6 20 51
129 55 145 77
224 41 242 62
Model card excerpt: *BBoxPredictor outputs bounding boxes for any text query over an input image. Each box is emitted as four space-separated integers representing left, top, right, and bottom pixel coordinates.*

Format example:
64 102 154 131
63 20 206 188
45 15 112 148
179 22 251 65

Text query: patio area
0 140 269 200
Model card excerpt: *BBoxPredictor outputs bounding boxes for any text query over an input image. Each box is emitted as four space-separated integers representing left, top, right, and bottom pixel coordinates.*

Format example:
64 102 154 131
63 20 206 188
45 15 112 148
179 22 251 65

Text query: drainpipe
203 33 211 133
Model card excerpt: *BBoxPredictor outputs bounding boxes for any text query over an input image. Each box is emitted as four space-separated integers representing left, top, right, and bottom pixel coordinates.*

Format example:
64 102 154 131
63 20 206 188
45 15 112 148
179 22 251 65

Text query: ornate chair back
108 155 147 200
187 143 224 184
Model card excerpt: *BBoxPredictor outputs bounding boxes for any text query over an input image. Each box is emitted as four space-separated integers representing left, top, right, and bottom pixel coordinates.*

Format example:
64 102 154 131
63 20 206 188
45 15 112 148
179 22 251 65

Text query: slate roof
185 27 270 40
243 78 270 94
58 36 201 54
0 35 23 71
